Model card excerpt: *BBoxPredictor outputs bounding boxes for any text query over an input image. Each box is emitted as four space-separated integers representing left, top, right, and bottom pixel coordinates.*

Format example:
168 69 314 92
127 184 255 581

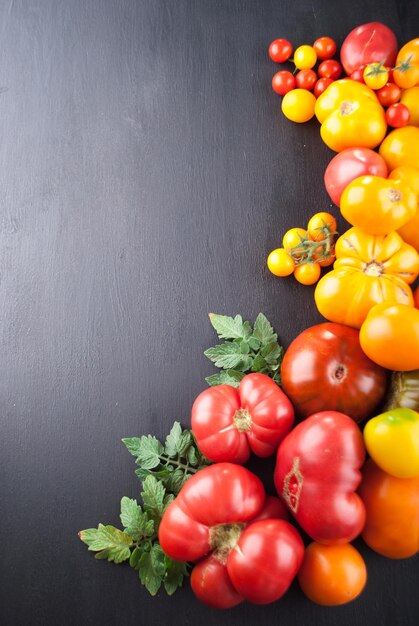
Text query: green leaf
78 524 133 564
129 546 143 569
253 313 277 345
120 497 155 541
261 341 283 364
208 313 247 340
163 557 189 596
204 342 244 369
122 435 164 470
141 475 167 525
164 468 187 495
164 423 193 457
137 545 164 596
205 369 245 387
248 337 261 351
251 353 267 372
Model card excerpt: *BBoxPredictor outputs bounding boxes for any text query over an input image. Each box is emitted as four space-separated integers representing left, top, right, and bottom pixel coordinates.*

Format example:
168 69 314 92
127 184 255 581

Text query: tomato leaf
163 557 189 595
204 341 245 369
137 545 165 596
78 525 133 564
205 369 245 387
121 435 164 470
253 312 278 345
120 497 155 541
208 313 250 339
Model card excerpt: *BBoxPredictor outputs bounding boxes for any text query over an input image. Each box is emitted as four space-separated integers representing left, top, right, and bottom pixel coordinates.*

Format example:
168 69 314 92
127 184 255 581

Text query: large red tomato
340 22 398 75
280 323 388 422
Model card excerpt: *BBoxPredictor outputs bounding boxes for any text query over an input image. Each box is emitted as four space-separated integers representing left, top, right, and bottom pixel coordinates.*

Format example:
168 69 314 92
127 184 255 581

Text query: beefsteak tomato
379 126 419 170
340 22 398 76
383 369 419 412
388 165 419 251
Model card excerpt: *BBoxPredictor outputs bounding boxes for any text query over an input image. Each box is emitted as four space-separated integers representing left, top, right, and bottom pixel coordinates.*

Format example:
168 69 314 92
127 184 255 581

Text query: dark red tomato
295 69 317 90
313 37 337 60
318 59 342 79
324 147 388 205
314 77 333 97
280 323 388 422
340 22 398 75
272 70 296 95
269 38 293 63
385 102 410 128
350 64 367 83
376 82 402 106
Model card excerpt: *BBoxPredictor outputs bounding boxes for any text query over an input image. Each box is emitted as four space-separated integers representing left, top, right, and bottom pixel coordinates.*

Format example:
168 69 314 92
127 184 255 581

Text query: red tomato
385 102 411 128
314 77 333 97
318 59 342 80
191 373 294 463
274 411 366 543
272 70 296 95
340 22 398 75
295 69 317 90
324 147 389 206
269 38 293 63
376 82 402 106
350 64 367 83
313 37 337 60
280 323 388 422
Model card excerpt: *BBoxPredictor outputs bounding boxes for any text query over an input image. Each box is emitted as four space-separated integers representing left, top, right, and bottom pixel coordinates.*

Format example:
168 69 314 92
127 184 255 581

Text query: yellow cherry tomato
294 262 321 285
307 212 337 241
282 89 316 123
363 62 389 90
400 87 419 127
267 248 295 276
293 45 317 70
379 126 419 170
389 166 419 250
282 228 307 254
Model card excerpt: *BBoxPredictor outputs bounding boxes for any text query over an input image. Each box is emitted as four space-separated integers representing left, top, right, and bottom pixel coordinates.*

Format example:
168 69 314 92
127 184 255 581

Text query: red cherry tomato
269 38 293 63
385 103 411 128
272 70 296 95
318 59 342 79
295 69 317 90
350 64 367 83
314 77 334 97
376 82 402 106
313 37 337 60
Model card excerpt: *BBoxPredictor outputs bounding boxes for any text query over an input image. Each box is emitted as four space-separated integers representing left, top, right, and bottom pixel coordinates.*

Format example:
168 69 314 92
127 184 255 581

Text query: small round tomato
393 60 419 89
314 77 333 97
400 87 419 127
272 70 296 95
268 38 293 63
293 45 317 69
398 39 419 68
307 212 337 242
281 89 316 123
363 62 389 89
314 245 335 267
350 64 366 83
282 227 307 253
385 103 410 128
318 59 342 80
267 248 295 276
295 69 317 90
376 82 401 106
360 303 419 371
298 543 367 606
313 37 337 60
293 262 321 285
379 126 419 171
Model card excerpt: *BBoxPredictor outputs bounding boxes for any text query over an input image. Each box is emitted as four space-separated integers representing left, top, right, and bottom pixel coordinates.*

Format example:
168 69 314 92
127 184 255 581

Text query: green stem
157 454 199 474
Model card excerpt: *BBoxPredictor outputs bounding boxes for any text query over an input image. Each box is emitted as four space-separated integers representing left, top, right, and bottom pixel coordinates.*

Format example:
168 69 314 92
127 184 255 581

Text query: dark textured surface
0 1 418 625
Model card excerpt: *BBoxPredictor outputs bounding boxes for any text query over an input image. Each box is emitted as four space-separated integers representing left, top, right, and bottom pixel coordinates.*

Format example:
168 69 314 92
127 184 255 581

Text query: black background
1 1 418 625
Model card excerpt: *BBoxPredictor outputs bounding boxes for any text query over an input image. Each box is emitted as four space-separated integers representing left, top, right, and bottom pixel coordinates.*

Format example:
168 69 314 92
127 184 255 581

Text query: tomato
295 69 317 91
280 323 388 422
314 245 335 267
363 62 389 90
313 37 337 60
340 175 417 235
376 82 401 106
293 262 321 285
393 61 419 89
340 22 398 75
159 463 304 607
298 543 367 606
383 369 419 412
314 77 333 97
282 227 307 253
293 45 317 70
281 89 316 123
267 248 295 276
379 126 419 170
400 87 419 127
272 70 296 95
307 212 337 241
358 459 419 559
388 165 419 251
318 59 342 80
324 148 388 206
191 373 294 463
385 103 410 128
416 286 419 307
268 38 293 63
350 65 366 83
398 38 419 69
360 303 419 371
274 411 366 543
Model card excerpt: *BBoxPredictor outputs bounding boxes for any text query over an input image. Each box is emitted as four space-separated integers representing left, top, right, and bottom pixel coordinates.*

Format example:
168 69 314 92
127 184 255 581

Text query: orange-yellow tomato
307 212 337 241
298 543 367 606
389 166 419 250
293 262 321 285
267 248 295 276
282 227 307 254
393 63 419 89
379 126 419 170
314 227 419 328
340 175 417 235
400 87 419 127
360 302 419 371
397 38 419 69
358 459 419 559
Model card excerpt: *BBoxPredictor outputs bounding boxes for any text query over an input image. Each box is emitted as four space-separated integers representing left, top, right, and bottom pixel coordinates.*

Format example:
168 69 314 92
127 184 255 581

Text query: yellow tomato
267 248 295 276
282 227 307 252
293 45 317 69
400 87 419 127
379 126 419 170
363 63 389 90
306 212 337 241
294 262 321 285
389 166 419 250
282 89 316 123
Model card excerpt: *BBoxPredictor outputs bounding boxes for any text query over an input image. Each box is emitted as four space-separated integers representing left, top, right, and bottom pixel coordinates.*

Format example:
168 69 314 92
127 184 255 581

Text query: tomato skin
358 459 419 559
298 543 367 606
324 148 388 206
340 22 398 75
360 303 419 371
295 69 317 91
267 248 295 276
385 103 410 128
191 556 244 609
388 165 419 251
400 87 419 127
282 89 316 123
393 64 419 89
314 77 333 97
191 373 294 463
282 227 307 252
376 82 401 106
318 59 342 80
293 262 321 285
280 323 388 422
397 38 419 69
379 126 419 170
415 286 419 308
272 70 296 95
274 411 366 544
313 37 337 60
293 45 317 70
350 65 366 83
269 38 293 63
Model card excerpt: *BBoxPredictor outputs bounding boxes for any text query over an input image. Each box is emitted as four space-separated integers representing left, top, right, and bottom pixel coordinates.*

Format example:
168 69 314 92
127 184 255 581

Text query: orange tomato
415 286 419 308
389 166 419 250
298 543 367 606
360 302 419 371
358 459 419 559
293 262 321 285
393 63 419 89
282 227 307 254
379 126 419 170
307 212 337 241
400 87 419 127
398 38 419 68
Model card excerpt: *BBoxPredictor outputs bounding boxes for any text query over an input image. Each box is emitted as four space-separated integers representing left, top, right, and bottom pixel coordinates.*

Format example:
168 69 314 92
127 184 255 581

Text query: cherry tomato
295 69 317 91
281 89 316 123
400 87 419 127
385 103 410 128
376 82 402 106
272 70 296 95
268 38 293 63
350 65 366 83
314 245 335 267
282 227 307 252
293 45 317 70
293 262 321 285
298 543 367 606
318 59 342 80
393 60 419 89
307 212 337 242
314 77 333 97
267 248 295 276
313 37 337 60
363 62 389 90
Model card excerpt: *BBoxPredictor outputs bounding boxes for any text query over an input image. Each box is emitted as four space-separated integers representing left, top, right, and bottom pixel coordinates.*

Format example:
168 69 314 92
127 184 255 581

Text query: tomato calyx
233 408 252 432
363 260 384 277
365 61 388 76
282 457 303 514
394 54 414 74
209 522 246 564
388 188 402 202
